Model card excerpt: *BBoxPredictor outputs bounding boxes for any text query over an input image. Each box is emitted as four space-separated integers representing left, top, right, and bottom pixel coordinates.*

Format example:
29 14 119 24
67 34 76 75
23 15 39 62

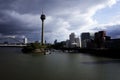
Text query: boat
44 50 51 55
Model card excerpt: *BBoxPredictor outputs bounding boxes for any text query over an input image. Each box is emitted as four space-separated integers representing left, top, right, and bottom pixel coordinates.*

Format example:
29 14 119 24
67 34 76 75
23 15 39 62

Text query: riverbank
76 48 120 59
59 48 120 59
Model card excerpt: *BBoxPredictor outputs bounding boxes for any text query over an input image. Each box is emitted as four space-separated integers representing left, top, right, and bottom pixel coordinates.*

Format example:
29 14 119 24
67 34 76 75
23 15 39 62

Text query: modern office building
65 33 80 48
105 38 120 48
69 33 75 48
94 31 106 48
75 37 80 47
69 33 75 43
81 32 91 48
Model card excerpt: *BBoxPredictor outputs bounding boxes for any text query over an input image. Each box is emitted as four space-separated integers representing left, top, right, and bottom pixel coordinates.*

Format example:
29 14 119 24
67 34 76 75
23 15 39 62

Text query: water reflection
81 58 120 64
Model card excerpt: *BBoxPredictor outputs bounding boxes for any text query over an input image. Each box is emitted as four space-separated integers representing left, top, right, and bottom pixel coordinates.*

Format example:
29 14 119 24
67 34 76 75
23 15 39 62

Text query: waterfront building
23 38 28 44
94 31 106 48
65 33 80 48
69 33 76 48
65 39 70 48
69 33 75 43
75 37 80 47
105 38 120 48
81 32 91 48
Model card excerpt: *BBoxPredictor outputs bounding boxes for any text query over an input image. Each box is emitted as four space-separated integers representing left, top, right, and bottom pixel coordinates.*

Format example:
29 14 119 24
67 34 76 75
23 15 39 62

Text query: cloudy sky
0 0 120 43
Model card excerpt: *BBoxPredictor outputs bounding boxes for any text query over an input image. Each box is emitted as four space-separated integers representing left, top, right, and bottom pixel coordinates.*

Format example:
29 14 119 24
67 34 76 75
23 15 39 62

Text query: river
0 47 120 80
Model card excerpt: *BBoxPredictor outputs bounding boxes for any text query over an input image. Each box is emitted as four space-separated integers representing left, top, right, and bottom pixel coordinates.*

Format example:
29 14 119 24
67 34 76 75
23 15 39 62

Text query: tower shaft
41 20 44 45
40 13 46 45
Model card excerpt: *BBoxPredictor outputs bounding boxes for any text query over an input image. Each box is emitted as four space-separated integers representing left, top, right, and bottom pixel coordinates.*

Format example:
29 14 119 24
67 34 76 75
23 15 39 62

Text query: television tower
40 11 46 45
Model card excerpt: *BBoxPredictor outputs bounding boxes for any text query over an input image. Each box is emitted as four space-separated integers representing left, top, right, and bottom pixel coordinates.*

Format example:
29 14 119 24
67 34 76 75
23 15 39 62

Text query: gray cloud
106 24 120 38
0 0 119 43
0 11 30 34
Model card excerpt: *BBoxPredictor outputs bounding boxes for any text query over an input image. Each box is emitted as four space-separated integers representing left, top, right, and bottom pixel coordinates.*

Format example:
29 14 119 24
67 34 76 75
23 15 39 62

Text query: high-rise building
69 33 75 43
75 37 80 47
69 33 75 48
94 31 106 48
81 32 91 48
66 33 80 48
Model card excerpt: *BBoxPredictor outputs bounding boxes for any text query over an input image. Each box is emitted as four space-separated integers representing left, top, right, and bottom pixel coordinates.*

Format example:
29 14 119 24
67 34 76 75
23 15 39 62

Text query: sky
0 0 120 43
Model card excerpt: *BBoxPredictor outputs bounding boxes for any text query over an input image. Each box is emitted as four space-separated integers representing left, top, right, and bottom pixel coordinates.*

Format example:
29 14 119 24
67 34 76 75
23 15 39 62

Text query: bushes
22 43 47 53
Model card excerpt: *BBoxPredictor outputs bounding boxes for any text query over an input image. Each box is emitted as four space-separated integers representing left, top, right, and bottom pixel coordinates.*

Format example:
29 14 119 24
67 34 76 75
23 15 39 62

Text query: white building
65 33 80 48
69 33 75 43
75 37 80 47
23 38 28 44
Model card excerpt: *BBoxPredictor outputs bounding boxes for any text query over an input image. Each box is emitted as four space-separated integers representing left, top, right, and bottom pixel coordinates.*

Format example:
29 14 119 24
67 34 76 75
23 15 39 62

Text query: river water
0 47 120 80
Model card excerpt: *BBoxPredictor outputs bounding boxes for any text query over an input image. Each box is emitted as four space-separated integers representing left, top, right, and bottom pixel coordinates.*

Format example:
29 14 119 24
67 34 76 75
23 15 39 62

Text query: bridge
0 44 26 47
0 36 27 47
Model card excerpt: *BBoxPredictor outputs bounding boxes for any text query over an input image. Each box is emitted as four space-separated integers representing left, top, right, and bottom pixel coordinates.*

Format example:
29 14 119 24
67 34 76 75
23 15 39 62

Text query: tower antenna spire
42 7 43 14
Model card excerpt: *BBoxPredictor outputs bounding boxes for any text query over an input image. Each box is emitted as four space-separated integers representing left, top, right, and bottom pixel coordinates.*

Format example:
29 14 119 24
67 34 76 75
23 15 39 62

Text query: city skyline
0 0 120 43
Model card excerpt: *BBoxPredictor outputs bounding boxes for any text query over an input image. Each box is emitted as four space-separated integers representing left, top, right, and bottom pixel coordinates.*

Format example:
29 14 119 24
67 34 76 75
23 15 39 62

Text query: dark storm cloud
106 25 120 38
92 24 120 39
0 0 119 42
0 0 23 35
0 0 16 10
0 11 35 35
0 0 43 35
9 0 109 14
